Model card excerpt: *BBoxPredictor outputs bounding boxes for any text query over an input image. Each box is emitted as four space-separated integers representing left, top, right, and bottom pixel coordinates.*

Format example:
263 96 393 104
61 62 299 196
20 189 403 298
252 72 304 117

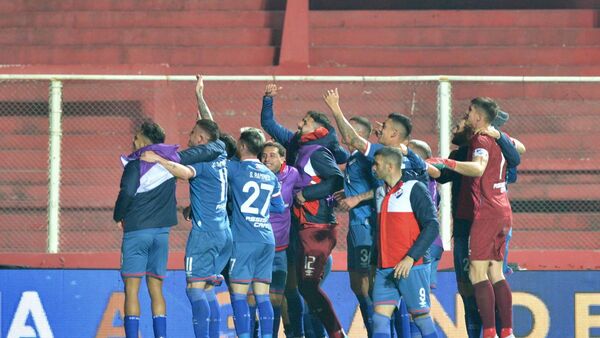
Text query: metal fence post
437 78 452 251
48 79 63 253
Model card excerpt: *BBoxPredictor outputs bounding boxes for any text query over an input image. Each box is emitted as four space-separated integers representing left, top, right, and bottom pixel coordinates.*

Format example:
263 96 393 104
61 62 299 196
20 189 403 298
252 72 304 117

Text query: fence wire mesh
1 77 598 257
449 81 600 251
0 79 439 254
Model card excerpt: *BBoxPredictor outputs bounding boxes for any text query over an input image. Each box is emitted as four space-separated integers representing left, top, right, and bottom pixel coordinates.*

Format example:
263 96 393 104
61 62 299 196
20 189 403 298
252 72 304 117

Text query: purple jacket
270 163 300 251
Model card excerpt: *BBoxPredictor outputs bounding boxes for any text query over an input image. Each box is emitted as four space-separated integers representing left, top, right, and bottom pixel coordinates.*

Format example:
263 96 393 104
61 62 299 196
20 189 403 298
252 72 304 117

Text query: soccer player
432 115 521 338
428 98 515 338
141 119 231 338
370 147 440 338
261 141 301 337
260 83 348 338
322 88 428 203
323 88 428 337
332 116 379 337
226 129 285 338
408 139 443 292
114 121 179 338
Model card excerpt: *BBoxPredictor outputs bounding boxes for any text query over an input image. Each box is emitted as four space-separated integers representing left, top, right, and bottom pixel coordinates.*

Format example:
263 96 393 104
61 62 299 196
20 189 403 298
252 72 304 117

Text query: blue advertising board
1 270 598 337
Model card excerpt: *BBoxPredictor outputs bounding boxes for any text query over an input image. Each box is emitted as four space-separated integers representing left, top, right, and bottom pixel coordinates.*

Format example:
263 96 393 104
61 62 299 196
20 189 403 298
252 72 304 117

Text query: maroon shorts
469 216 512 261
296 223 338 281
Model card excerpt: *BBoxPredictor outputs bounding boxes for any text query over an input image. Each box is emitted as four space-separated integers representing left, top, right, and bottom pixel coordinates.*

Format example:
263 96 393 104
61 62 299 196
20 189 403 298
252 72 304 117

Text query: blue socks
356 295 374 337
394 300 412 338
248 304 258 337
152 315 167 338
462 295 482 338
206 289 220 338
373 313 391 338
124 315 139 338
413 315 438 338
231 292 251 338
186 288 210 338
410 320 422 338
256 294 274 338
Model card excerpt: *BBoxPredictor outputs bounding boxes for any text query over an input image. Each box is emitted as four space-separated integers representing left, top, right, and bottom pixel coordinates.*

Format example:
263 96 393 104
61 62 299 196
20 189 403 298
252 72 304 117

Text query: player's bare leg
124 277 142 338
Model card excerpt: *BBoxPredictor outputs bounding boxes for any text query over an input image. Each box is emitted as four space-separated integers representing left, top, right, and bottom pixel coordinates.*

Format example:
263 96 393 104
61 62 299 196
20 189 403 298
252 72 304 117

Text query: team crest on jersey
394 187 404 199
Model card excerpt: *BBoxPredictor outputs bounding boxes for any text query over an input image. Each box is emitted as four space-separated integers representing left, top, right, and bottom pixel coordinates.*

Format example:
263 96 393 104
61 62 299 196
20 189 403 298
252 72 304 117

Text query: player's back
188 153 229 232
470 134 512 219
228 159 279 244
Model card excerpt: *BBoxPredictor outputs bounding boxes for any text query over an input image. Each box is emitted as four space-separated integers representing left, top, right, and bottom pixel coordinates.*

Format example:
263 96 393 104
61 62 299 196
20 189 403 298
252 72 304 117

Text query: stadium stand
0 0 598 269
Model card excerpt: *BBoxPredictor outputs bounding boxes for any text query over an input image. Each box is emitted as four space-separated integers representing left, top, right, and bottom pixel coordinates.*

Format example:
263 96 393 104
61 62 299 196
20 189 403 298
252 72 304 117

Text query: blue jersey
228 159 283 244
188 153 229 232
344 150 380 226
364 142 429 184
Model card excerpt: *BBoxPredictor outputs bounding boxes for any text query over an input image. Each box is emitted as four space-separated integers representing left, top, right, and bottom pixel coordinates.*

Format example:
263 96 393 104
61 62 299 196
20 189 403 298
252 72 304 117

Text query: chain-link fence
1 76 598 260
449 81 600 251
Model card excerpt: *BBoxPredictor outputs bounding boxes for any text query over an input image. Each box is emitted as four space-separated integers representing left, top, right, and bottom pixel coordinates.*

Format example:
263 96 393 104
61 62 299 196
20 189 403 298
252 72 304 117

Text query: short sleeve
471 135 493 159
364 142 384 161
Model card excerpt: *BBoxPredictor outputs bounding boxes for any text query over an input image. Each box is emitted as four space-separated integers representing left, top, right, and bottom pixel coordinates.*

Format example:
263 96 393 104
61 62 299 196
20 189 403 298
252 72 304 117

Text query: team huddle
114 76 525 338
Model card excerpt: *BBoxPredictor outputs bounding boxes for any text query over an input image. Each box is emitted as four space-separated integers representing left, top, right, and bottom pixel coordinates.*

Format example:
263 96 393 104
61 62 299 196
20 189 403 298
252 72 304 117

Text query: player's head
467 97 499 129
237 127 265 158
451 118 473 147
189 119 220 147
219 133 238 159
297 110 332 136
133 121 165 150
373 146 404 184
408 139 432 160
261 141 286 173
349 116 372 139
378 113 412 146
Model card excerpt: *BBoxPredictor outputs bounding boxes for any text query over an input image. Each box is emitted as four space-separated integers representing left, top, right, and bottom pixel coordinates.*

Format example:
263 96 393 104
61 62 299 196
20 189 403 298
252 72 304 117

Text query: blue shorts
273 249 288 273
121 227 170 279
372 264 431 315
271 250 288 295
229 242 275 284
185 228 233 283
347 221 374 272
453 219 472 283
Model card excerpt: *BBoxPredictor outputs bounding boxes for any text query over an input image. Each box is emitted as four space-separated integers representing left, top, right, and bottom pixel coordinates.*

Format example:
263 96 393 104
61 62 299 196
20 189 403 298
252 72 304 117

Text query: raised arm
261 84 294 147
195 74 214 121
323 88 369 153
141 150 195 180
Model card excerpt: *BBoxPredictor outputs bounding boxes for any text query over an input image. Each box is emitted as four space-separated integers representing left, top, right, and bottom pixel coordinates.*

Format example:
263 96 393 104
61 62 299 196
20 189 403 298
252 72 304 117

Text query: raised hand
323 88 340 110
195 74 204 97
476 125 501 140
265 83 279 97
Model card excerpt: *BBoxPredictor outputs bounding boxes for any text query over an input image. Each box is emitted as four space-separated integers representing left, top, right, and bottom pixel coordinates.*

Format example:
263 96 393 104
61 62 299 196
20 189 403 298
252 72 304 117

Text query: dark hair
195 119 220 142
139 121 165 144
471 97 499 123
374 146 404 169
262 141 286 158
408 139 432 159
306 110 332 129
387 113 412 139
239 128 265 156
219 133 237 159
350 116 372 136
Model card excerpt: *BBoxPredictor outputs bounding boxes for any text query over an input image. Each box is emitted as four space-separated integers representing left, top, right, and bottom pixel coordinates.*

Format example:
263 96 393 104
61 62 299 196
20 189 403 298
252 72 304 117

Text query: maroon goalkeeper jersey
456 134 512 221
